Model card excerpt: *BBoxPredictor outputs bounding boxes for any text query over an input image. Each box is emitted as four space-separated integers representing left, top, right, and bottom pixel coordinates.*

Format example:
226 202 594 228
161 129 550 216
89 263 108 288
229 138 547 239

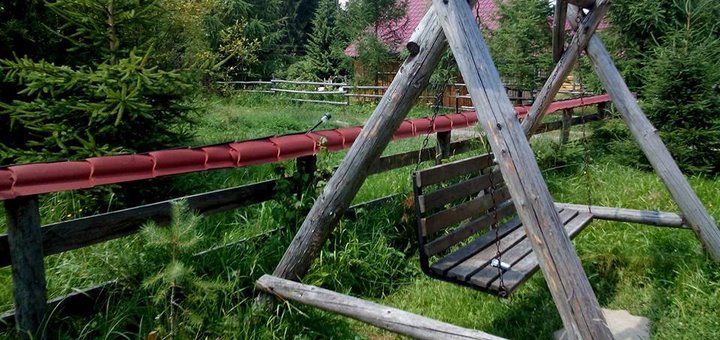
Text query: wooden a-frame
265 0 720 339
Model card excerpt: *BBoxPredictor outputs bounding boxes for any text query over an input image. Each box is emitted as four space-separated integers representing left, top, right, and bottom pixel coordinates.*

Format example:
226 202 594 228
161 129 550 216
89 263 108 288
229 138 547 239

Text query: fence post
560 108 573 144
3 196 47 340
597 102 608 118
436 131 452 164
296 156 318 192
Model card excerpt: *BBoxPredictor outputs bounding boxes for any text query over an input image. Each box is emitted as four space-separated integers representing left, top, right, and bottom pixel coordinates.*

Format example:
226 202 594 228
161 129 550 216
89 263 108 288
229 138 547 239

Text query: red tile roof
345 0 499 57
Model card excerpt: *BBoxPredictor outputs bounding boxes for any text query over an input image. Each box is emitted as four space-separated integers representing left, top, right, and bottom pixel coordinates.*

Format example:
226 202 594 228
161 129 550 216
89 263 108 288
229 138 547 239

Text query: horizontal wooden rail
272 88 345 95
256 275 505 340
271 79 347 86
555 203 688 228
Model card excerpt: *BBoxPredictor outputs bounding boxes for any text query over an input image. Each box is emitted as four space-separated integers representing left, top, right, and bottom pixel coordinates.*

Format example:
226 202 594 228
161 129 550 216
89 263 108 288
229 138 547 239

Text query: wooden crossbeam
431 0 612 338
256 275 506 340
552 0 568 63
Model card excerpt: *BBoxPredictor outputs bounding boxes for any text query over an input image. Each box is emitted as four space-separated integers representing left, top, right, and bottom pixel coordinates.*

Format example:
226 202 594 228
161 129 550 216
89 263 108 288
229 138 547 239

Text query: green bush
642 31 720 174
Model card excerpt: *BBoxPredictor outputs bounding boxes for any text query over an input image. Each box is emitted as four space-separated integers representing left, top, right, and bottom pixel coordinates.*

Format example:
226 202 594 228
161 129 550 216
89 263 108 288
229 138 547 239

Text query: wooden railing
0 97 610 335
218 79 541 109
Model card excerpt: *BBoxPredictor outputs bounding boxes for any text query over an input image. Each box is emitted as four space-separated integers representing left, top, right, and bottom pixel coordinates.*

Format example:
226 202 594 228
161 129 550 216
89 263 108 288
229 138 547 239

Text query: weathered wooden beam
521 0 610 137
566 5 720 261
256 275 505 340
432 1 612 339
269 3 460 281
552 0 569 63
555 203 688 228
567 0 596 8
4 196 47 340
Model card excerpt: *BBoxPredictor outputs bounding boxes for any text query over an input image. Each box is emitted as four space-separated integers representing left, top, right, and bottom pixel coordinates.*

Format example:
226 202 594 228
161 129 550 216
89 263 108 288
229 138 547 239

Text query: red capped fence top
0 94 610 200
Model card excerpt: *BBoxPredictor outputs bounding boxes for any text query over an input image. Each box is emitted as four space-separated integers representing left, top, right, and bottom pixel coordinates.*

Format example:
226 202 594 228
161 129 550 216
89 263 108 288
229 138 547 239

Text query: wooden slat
424 201 516 256
416 154 494 188
447 209 576 282
418 170 503 213
430 215 523 275
470 210 591 292
488 211 593 293
255 275 506 340
554 203 687 228
421 188 511 236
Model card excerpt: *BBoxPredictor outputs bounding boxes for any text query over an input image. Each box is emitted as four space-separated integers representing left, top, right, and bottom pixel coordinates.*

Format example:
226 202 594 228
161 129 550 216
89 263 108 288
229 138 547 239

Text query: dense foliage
600 0 720 174
487 0 553 90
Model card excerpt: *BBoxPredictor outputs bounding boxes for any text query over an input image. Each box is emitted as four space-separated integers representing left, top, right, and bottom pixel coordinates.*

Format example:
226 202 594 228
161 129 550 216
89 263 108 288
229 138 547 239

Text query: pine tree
305 0 347 79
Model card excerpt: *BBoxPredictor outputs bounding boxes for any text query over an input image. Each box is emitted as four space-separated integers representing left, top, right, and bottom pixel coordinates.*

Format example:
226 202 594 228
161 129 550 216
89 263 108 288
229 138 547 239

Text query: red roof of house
344 0 608 57
345 0 499 57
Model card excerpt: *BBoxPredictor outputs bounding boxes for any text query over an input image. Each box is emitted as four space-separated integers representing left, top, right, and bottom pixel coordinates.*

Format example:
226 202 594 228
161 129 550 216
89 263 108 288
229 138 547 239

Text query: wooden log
521 0 610 137
567 0 596 8
269 2 459 282
566 5 720 261
554 203 688 228
560 109 573 144
552 0 568 63
432 1 612 338
255 275 505 340
3 196 47 340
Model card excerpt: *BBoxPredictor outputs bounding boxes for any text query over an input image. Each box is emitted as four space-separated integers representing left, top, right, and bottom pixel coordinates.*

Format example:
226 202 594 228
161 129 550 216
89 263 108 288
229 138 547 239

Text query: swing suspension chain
414 78 446 172
482 137 508 297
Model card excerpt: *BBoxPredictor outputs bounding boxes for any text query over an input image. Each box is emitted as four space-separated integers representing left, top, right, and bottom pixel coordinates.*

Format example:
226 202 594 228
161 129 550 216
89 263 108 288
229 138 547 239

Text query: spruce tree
305 0 346 80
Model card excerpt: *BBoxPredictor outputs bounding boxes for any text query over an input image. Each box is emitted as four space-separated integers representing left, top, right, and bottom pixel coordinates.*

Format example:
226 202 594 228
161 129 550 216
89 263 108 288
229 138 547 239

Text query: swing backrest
412 153 516 269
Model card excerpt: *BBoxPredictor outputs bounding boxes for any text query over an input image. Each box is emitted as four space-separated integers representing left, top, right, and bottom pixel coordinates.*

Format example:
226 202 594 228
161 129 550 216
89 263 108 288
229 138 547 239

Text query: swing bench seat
412 154 593 297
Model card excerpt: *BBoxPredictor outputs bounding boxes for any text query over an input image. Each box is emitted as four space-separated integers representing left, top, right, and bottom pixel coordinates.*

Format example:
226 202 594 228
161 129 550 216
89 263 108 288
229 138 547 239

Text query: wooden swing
412 154 593 296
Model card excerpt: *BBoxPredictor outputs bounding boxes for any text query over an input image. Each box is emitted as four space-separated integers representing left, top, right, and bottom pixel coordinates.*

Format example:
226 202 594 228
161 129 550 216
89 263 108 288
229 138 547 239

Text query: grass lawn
0 93 718 339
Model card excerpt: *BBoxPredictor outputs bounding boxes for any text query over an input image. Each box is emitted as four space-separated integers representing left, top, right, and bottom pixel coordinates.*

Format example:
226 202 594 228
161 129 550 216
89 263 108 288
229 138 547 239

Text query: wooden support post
432 1 612 338
269 4 461 282
521 0 610 137
560 109 573 144
597 102 608 118
436 131 452 163
571 11 720 260
256 275 506 340
553 0 568 63
4 196 47 340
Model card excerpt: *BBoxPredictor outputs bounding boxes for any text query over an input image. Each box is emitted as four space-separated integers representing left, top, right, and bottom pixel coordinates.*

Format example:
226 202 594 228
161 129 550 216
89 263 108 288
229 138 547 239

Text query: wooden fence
218 79 539 109
0 99 609 337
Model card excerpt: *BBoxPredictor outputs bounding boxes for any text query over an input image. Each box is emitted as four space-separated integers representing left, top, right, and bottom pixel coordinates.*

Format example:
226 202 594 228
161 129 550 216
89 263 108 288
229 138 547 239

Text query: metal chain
580 97 593 214
481 137 508 297
414 80 445 172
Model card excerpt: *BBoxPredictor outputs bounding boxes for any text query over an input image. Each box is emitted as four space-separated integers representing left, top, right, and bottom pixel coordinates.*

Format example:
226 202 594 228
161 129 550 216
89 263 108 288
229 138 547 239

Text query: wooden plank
433 0 612 337
566 5 720 261
272 88 345 95
471 211 591 292
419 170 503 213
271 79 347 86
521 0 611 137
0 281 116 328
421 188 511 236
4 196 47 340
431 216 523 275
424 201 516 257
554 203 688 228
269 3 467 284
488 211 593 293
288 98 348 106
448 209 577 282
416 153 494 187
256 275 506 340
0 180 277 268
368 147 435 175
